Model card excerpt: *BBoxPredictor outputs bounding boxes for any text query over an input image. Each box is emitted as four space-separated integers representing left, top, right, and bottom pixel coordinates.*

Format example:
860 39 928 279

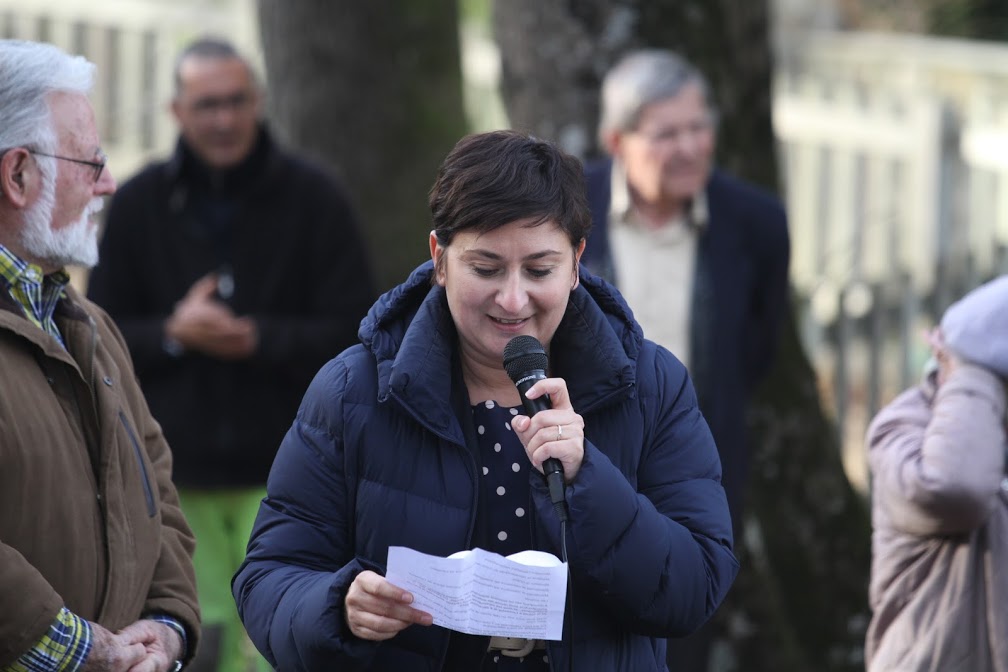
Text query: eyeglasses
30 149 107 183
633 118 715 146
189 92 256 116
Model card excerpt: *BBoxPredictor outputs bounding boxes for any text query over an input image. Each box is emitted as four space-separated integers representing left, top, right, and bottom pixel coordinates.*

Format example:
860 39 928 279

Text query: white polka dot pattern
471 400 548 602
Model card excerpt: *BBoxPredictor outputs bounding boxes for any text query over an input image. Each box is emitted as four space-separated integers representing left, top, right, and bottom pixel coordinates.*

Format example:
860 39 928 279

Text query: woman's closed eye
472 265 498 277
470 265 555 279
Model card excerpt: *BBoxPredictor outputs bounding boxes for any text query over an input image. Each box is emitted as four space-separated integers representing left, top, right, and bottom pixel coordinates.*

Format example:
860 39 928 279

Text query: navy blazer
582 160 790 528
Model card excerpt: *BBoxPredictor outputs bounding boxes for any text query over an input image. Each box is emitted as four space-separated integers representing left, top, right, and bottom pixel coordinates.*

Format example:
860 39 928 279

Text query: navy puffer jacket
233 261 738 671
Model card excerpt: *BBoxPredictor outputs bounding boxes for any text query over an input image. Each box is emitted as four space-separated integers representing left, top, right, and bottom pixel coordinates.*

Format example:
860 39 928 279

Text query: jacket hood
358 261 642 434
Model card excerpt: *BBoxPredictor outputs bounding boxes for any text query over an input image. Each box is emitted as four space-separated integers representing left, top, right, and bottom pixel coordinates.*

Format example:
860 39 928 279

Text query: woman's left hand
511 377 585 483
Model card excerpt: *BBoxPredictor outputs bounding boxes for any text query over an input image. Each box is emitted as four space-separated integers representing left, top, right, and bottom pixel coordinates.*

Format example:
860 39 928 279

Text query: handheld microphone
503 335 568 521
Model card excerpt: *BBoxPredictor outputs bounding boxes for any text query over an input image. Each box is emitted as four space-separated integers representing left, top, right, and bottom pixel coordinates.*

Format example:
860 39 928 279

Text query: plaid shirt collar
0 243 70 346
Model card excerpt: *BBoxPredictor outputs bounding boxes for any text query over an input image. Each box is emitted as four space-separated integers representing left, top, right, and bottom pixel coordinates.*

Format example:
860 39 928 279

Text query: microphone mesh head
502 335 548 382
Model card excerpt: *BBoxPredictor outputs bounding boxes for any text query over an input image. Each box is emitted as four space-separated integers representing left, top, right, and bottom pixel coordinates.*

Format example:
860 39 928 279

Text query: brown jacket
0 284 200 665
866 364 1008 671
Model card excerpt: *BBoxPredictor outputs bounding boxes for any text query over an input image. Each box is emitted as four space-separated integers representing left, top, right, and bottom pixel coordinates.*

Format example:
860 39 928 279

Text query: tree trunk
494 2 871 670
257 0 468 290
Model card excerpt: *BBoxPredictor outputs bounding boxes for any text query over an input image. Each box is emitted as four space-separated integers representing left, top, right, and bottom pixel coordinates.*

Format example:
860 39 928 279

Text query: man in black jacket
87 36 376 672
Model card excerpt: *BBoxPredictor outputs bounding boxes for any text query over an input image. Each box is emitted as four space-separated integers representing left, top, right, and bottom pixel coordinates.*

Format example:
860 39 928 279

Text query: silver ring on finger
556 424 563 442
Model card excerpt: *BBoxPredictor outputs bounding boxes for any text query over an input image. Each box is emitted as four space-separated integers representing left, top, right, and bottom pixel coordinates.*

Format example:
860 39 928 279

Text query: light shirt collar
609 158 708 232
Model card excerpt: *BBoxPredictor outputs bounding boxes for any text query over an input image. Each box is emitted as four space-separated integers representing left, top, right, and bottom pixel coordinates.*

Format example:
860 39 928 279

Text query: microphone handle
541 459 567 521
516 373 551 417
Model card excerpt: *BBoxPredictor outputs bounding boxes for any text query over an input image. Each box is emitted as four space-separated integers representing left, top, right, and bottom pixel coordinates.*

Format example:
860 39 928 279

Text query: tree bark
257 0 468 290
494 2 871 670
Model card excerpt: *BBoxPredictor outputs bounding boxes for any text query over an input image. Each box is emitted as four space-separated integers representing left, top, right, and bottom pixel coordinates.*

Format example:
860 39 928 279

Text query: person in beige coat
865 275 1008 671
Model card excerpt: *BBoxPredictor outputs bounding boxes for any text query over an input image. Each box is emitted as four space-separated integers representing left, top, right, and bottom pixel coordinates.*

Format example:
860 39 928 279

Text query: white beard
19 169 103 269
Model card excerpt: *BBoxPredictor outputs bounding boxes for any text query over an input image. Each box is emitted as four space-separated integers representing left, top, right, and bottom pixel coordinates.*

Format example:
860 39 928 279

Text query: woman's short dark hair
429 130 592 249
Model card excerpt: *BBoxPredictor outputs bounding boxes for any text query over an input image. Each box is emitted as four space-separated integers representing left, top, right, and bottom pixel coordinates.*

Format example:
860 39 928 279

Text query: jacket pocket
119 411 156 517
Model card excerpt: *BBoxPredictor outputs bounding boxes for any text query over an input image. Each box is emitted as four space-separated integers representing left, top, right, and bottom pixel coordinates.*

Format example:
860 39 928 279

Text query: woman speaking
233 130 737 671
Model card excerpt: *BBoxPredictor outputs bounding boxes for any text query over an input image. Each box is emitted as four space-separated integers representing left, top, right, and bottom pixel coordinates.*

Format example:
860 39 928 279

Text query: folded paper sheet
386 546 568 640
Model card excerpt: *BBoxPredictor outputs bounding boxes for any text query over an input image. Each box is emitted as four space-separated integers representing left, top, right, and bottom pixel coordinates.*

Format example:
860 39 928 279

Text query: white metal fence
774 31 1008 489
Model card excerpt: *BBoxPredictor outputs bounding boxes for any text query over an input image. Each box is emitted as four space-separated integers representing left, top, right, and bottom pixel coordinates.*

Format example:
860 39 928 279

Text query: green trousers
178 487 272 672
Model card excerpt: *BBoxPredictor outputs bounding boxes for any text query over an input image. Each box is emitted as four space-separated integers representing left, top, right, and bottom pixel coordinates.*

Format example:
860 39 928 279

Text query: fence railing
774 31 1008 490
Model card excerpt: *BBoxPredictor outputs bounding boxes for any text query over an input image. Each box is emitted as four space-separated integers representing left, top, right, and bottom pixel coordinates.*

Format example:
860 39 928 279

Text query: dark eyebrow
460 249 564 262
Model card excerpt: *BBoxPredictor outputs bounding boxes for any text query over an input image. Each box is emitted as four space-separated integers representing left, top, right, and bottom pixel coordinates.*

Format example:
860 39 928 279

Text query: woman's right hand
926 327 964 386
344 570 433 640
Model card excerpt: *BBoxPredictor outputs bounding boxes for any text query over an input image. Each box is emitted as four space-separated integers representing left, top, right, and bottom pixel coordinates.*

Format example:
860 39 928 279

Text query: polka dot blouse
472 400 551 671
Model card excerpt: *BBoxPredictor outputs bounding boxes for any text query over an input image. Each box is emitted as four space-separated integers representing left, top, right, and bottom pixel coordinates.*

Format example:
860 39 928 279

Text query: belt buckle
487 636 542 658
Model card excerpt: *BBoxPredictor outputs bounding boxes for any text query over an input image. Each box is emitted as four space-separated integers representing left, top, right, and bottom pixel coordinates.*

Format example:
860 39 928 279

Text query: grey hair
172 36 259 96
0 40 95 155
597 49 715 148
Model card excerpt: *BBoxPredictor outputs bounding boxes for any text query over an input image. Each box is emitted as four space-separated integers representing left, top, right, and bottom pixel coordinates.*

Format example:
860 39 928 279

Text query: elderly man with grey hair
0 40 199 672
581 49 791 672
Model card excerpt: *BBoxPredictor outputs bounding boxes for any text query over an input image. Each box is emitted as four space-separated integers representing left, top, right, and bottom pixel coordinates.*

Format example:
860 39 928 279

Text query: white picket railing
774 31 1008 489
